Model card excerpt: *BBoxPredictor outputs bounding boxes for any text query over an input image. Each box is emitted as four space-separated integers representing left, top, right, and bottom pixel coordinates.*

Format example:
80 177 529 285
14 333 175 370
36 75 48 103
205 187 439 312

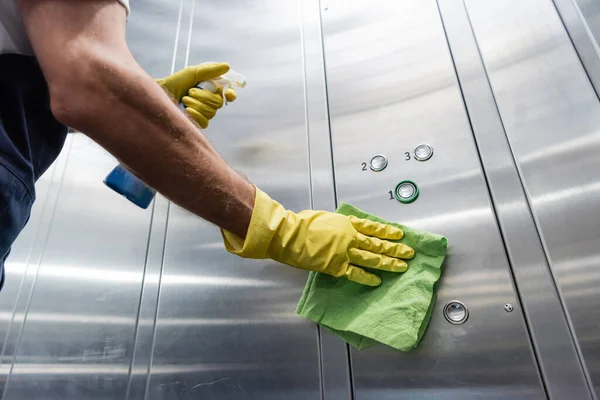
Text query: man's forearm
18 0 255 238
64 59 255 238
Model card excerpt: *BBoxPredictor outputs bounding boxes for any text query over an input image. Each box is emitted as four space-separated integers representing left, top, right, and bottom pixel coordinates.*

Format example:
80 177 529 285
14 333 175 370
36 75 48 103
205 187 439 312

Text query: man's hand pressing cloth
221 187 415 286
156 62 237 128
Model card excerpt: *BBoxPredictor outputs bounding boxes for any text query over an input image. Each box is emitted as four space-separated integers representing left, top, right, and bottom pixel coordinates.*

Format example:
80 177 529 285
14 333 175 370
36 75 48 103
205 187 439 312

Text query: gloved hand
221 187 415 286
156 62 237 128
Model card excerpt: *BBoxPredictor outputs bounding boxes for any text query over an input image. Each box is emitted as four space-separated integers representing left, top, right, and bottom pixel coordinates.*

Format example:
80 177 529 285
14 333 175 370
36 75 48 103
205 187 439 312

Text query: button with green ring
394 180 419 204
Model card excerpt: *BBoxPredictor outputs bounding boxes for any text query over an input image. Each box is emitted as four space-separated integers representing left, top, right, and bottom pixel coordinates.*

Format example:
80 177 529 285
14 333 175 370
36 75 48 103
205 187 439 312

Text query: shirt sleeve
117 0 130 16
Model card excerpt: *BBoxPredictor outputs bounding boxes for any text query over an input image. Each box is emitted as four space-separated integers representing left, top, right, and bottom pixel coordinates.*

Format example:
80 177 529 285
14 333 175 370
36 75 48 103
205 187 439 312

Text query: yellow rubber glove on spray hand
156 62 237 128
222 187 415 286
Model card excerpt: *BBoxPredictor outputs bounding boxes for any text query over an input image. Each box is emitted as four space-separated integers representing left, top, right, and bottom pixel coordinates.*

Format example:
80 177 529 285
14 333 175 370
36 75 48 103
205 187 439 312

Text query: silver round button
414 144 434 161
398 183 415 198
369 155 388 172
444 301 469 325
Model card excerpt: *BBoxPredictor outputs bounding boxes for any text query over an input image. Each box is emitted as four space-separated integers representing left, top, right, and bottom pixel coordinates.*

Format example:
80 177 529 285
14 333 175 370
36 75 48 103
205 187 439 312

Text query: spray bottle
103 69 247 209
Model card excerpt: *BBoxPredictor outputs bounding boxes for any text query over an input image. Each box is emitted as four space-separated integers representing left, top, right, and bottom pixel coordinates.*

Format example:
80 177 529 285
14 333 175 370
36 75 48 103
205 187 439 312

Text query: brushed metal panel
145 1 322 399
321 0 545 398
0 137 72 395
465 0 600 396
1 2 182 398
552 0 600 98
440 0 592 398
1 135 152 400
125 195 170 400
301 0 352 399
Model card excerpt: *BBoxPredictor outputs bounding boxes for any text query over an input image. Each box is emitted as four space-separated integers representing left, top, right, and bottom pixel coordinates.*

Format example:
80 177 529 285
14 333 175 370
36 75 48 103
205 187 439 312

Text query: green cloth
296 203 448 351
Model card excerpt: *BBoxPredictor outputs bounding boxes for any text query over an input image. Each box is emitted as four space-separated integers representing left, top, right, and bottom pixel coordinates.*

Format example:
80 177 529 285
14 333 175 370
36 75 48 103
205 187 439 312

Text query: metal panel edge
437 0 593 398
552 0 600 99
301 0 352 399
125 196 170 400
0 136 74 398
125 1 185 397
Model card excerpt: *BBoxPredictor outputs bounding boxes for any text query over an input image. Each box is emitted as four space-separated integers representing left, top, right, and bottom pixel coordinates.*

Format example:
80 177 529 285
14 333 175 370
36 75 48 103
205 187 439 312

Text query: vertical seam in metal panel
170 0 185 79
460 1 596 397
144 1 193 396
300 0 316 212
126 2 184 397
184 0 196 68
481 1 599 394
316 1 354 399
143 203 170 400
434 0 551 396
299 0 324 399
125 200 157 400
1 138 73 399
437 0 595 398
317 0 339 211
0 162 59 366
551 0 600 101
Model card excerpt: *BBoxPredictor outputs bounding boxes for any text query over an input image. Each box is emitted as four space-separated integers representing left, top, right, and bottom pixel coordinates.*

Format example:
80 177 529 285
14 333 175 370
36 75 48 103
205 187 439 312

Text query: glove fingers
182 96 217 119
226 88 237 102
185 107 209 129
213 87 238 103
349 248 408 273
349 216 403 240
188 88 224 109
193 62 230 85
345 265 381 286
357 232 414 259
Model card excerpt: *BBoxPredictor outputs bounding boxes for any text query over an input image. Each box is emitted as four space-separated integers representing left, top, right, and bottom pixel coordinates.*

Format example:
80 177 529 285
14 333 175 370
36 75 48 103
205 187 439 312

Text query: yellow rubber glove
156 62 237 129
222 187 415 286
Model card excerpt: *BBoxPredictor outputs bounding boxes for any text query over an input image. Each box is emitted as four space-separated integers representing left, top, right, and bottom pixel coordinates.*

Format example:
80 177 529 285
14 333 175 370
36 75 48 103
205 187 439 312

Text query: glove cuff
221 186 287 259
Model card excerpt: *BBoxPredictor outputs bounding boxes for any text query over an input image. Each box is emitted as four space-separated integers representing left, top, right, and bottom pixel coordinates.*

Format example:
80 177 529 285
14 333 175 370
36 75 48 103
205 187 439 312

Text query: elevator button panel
394 180 419 204
369 155 388 172
414 144 434 161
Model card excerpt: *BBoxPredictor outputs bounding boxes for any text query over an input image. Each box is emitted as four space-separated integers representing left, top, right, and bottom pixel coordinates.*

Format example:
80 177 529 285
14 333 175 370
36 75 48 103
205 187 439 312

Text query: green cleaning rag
296 203 448 352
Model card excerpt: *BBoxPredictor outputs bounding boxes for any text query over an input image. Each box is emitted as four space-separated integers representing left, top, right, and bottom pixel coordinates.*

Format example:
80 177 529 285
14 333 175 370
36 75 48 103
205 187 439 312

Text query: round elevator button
414 144 434 161
444 301 469 325
369 155 388 172
394 180 419 204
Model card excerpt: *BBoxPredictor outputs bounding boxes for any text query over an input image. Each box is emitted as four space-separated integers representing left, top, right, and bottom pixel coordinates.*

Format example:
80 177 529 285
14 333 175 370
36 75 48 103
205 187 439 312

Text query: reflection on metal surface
553 0 600 97
414 144 434 161
2 135 153 400
322 0 545 398
442 0 593 397
0 0 182 398
0 137 73 397
4 0 600 398
443 301 469 324
369 155 388 171
301 0 354 398
465 0 600 396
145 1 323 400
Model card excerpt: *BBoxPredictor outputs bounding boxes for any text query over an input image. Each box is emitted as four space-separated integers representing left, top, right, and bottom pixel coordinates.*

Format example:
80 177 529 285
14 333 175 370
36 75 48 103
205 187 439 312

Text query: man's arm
17 0 255 238
17 0 419 288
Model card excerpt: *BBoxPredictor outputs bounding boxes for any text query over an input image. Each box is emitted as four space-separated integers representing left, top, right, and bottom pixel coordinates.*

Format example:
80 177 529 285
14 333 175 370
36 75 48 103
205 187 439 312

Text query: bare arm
17 0 254 238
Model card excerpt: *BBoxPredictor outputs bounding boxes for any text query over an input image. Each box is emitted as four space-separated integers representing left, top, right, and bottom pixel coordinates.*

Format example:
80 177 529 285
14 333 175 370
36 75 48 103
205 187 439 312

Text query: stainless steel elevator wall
5 0 600 399
464 0 600 395
144 1 323 398
321 0 545 399
0 1 180 399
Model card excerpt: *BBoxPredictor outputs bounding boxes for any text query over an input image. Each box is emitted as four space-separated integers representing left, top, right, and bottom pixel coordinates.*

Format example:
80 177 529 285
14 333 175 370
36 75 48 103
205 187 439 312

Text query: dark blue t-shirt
0 54 68 290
